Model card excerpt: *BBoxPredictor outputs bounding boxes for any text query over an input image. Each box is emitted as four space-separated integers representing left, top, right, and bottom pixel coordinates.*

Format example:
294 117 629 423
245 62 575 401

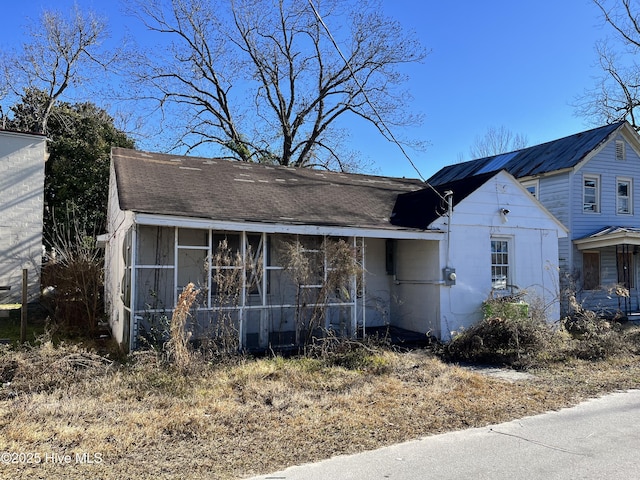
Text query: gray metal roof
574 226 640 249
578 226 640 240
428 122 627 185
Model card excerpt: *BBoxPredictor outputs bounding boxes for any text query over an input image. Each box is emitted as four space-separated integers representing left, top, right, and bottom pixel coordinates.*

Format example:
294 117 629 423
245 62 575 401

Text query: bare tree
0 5 113 134
126 0 427 170
469 125 528 159
576 0 640 131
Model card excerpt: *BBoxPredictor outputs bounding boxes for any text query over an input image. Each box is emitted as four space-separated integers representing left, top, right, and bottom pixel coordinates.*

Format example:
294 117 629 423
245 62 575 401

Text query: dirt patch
462 364 537 382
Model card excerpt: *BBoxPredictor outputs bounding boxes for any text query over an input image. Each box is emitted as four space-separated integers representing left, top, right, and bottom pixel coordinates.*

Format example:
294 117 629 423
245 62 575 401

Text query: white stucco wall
0 131 46 303
390 239 442 336
362 238 392 328
431 171 566 339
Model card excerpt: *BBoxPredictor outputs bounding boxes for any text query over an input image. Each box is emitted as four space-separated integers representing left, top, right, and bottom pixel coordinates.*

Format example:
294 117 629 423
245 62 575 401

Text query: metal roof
574 226 640 249
428 122 626 185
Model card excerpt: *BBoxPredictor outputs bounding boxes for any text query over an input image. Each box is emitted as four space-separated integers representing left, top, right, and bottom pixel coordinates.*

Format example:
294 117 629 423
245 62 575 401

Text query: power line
307 0 447 202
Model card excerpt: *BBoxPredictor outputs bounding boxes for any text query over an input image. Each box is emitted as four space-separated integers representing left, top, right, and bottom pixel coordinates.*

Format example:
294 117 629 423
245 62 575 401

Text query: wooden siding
537 172 572 273
571 135 640 239
569 134 640 313
526 132 640 314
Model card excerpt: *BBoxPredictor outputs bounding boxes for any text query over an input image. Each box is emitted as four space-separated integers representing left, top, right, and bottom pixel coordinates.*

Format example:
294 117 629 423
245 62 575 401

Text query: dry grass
1 340 639 479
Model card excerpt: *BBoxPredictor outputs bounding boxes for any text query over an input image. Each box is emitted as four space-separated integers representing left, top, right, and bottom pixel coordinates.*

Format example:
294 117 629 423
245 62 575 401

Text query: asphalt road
247 389 640 480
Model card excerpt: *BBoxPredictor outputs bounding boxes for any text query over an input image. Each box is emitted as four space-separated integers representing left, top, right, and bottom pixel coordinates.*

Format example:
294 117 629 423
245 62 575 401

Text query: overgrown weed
446 290 640 367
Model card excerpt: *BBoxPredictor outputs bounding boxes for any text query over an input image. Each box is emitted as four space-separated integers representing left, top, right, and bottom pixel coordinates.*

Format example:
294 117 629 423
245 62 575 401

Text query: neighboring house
104 148 566 351
0 130 47 304
428 121 640 316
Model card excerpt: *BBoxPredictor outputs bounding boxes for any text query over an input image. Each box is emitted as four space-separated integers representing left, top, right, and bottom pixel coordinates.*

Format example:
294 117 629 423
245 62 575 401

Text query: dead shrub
0 341 113 398
560 294 634 360
280 237 362 345
446 292 555 366
305 333 392 374
41 211 104 336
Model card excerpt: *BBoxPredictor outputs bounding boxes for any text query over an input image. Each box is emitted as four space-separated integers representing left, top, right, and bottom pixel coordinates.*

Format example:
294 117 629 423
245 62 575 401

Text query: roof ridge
428 122 628 185
111 146 424 184
467 121 626 163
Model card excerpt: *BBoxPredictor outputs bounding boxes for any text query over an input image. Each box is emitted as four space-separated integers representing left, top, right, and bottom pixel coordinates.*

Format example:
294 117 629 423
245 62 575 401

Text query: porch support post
351 236 357 339
239 231 247 350
361 237 366 339
617 244 631 315
260 232 268 348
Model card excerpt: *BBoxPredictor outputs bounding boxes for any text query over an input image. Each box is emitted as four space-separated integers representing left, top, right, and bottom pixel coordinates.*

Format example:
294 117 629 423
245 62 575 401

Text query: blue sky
0 0 611 179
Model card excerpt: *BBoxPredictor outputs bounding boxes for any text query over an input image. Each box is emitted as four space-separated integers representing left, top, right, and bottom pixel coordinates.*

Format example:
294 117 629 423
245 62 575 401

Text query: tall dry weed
166 283 198 370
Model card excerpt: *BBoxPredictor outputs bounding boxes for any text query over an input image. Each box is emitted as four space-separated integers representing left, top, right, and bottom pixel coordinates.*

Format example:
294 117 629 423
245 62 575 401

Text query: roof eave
133 213 445 240
518 167 574 183
574 231 640 250
572 122 627 174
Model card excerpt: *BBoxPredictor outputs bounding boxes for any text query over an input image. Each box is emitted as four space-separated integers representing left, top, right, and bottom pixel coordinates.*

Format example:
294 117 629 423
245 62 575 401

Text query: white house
104 148 567 351
393 170 568 336
0 130 47 304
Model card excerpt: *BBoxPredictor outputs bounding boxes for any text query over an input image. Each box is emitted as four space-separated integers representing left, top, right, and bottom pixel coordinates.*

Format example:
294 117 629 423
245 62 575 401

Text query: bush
560 295 636 360
446 293 554 366
561 315 634 360
41 212 104 336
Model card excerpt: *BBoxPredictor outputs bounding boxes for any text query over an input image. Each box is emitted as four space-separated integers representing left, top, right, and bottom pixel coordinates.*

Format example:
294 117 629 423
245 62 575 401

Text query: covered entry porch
120 218 444 351
574 227 640 316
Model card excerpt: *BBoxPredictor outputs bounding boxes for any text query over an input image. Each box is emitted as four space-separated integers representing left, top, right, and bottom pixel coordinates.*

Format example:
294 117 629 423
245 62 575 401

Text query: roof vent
616 140 626 161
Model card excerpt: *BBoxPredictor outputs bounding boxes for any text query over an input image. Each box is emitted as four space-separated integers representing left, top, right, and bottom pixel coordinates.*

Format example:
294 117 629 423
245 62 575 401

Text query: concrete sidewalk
247 390 640 480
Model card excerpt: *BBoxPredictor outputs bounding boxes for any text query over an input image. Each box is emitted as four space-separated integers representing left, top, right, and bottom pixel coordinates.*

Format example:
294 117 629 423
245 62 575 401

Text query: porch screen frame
132 226 366 349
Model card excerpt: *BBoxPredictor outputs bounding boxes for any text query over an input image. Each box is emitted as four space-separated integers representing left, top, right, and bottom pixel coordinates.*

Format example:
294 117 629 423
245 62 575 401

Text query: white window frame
491 237 513 291
617 177 633 215
521 179 539 199
583 175 600 213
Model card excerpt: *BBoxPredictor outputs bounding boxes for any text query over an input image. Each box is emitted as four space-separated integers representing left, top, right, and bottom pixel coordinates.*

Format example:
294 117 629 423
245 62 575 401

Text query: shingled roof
111 148 430 231
391 171 499 229
428 122 627 186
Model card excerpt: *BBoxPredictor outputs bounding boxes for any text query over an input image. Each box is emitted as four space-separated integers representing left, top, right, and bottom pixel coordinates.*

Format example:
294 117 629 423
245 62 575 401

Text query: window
616 140 626 161
617 178 632 214
491 239 510 290
583 252 600 290
583 175 600 213
521 180 538 199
